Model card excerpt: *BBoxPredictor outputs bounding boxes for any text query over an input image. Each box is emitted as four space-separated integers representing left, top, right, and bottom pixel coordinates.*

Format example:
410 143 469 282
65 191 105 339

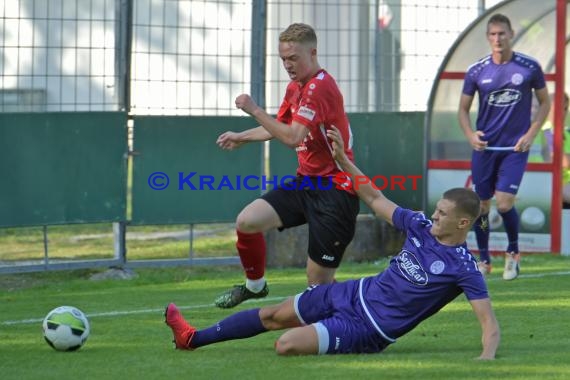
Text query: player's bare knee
496 204 513 214
274 336 297 356
236 211 259 233
479 200 491 215
306 264 336 285
306 274 333 286
259 306 282 330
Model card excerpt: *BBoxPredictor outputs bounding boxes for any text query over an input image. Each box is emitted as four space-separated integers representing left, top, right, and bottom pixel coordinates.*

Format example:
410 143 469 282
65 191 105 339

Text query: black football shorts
261 176 360 268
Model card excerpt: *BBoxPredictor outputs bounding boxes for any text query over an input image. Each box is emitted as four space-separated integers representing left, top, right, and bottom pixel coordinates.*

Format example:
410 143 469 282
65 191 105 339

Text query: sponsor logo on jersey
430 260 445 274
397 250 428 285
488 89 521 107
297 105 316 121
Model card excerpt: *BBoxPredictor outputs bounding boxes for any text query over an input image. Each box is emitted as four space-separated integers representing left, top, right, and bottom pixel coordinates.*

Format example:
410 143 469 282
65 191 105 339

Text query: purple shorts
294 280 391 354
471 150 529 200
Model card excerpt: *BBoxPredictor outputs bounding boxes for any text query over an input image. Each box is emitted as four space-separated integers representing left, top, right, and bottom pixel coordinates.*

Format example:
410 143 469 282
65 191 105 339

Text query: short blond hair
279 23 317 47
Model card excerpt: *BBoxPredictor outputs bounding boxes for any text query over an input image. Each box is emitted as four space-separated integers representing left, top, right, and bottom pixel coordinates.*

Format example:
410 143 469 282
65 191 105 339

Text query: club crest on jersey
430 260 445 275
397 250 428 285
511 73 523 85
488 89 521 107
297 105 316 121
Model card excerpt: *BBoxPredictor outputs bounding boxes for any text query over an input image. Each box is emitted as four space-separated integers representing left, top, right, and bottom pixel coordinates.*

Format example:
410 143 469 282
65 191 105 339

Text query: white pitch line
0 296 287 326
486 270 570 280
2 270 570 326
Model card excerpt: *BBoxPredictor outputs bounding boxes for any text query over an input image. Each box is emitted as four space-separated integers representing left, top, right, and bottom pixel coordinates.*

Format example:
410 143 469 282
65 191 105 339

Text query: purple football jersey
359 207 489 340
462 52 547 147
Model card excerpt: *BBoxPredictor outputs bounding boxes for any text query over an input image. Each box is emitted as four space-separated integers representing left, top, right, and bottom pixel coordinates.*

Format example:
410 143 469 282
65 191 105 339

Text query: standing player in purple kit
458 13 550 280
164 127 500 359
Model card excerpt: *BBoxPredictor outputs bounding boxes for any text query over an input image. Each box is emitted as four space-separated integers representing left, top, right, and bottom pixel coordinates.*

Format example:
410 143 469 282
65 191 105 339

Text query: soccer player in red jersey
215 23 359 308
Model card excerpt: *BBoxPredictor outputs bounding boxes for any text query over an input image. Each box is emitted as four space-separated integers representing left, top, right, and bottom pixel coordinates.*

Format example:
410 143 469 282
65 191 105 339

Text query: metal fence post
251 0 267 185
251 0 267 110
113 222 127 265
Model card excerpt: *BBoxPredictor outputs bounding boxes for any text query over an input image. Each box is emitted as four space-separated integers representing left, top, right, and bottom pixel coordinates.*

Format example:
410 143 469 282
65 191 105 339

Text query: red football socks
236 230 266 280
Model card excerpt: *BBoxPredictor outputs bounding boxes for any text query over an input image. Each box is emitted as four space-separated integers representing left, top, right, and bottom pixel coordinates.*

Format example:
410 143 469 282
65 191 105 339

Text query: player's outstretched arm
327 126 397 224
469 298 500 360
216 127 273 150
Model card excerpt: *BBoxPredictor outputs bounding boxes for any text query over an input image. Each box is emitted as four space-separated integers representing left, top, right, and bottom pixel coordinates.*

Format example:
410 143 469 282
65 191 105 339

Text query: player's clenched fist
235 94 259 115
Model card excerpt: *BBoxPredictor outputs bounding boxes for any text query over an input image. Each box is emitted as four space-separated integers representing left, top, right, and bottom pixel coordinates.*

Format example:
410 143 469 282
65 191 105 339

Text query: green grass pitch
1 254 569 380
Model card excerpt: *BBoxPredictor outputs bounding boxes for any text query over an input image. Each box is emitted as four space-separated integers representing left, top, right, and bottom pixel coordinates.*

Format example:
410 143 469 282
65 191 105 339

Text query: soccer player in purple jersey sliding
164 126 500 359
458 13 551 280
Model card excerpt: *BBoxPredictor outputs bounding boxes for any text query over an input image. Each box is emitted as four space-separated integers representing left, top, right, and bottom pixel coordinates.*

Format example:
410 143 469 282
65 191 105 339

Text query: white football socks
246 277 266 293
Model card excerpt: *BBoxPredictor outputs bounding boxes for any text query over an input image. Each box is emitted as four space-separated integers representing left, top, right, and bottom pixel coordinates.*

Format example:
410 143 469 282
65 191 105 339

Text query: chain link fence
1 0 504 115
0 0 506 272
